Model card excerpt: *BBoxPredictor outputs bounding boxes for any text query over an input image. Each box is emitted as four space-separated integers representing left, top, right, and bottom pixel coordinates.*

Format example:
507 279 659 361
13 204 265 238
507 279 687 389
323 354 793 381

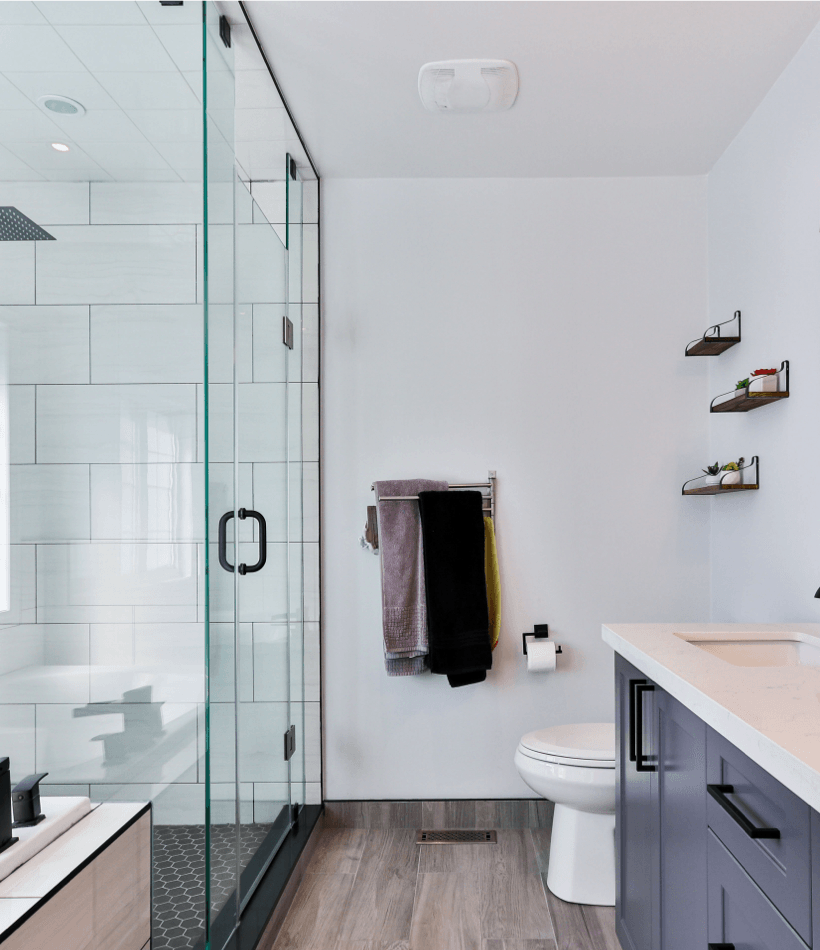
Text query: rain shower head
0 207 55 242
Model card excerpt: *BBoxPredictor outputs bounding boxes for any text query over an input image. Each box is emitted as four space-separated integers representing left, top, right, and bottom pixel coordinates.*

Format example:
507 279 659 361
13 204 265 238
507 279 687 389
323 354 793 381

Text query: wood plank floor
264 823 621 950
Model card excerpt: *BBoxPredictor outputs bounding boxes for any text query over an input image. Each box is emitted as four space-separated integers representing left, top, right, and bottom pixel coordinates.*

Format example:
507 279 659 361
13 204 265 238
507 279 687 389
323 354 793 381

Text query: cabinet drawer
708 830 807 950
707 728 811 944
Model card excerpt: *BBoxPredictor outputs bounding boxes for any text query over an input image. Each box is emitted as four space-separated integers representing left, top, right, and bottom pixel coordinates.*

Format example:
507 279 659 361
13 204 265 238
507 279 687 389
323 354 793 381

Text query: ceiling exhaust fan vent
418 59 519 113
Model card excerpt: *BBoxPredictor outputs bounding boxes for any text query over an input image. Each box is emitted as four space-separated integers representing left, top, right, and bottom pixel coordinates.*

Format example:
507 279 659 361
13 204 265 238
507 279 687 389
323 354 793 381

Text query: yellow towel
484 516 501 650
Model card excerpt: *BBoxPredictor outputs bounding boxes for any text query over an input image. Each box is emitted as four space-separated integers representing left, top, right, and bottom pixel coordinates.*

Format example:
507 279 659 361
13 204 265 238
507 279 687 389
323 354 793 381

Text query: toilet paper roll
527 638 556 672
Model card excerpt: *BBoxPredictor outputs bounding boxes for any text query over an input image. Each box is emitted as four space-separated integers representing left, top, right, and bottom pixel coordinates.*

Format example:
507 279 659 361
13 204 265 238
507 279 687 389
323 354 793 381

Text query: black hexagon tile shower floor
152 823 274 949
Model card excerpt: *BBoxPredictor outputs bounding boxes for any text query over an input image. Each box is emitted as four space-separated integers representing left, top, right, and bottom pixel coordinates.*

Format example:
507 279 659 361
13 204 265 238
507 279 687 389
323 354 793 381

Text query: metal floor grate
416 829 497 844
0 207 55 241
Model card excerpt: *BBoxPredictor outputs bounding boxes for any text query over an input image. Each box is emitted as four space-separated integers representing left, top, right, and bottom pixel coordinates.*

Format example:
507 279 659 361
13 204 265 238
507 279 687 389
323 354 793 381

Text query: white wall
709 25 820 623
322 177 712 799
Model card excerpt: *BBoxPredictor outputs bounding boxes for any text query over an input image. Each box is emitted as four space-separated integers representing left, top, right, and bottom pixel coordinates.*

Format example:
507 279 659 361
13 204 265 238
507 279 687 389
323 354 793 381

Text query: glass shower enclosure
0 2 320 948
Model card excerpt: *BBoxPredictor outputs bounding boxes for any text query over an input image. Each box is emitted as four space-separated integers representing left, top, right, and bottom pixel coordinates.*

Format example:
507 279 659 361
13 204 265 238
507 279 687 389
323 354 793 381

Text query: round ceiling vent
37 95 86 117
418 59 519 113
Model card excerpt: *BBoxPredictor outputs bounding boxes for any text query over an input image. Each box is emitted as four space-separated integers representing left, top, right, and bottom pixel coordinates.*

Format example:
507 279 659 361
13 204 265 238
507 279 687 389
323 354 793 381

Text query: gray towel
374 479 448 676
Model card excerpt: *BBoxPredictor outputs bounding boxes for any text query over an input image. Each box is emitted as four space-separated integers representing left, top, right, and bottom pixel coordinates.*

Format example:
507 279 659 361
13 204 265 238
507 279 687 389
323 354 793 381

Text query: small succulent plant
703 462 721 476
735 378 750 391
722 456 745 472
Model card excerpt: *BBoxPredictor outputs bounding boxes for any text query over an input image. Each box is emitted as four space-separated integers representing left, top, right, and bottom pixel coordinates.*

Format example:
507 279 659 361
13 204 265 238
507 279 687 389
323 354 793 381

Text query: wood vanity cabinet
616 652 820 950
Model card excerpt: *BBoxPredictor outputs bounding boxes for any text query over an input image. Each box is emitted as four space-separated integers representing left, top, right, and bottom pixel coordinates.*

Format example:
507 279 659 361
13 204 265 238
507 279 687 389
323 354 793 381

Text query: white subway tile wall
0 178 321 821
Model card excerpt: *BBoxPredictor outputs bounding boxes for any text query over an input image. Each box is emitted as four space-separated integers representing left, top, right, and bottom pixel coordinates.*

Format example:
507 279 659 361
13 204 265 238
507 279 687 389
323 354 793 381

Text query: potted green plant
702 462 722 487
734 377 750 393
720 456 745 486
748 367 778 394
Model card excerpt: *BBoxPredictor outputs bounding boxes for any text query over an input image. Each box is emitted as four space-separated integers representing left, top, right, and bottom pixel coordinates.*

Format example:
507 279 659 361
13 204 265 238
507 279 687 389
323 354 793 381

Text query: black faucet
12 773 48 828
0 758 18 854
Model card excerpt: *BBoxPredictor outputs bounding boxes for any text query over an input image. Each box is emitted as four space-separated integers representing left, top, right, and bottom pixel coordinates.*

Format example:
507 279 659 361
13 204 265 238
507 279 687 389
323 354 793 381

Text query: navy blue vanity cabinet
653 689 707 950
813 809 820 947
707 829 808 949
706 726 812 943
616 655 709 950
617 651 820 950
616 654 657 950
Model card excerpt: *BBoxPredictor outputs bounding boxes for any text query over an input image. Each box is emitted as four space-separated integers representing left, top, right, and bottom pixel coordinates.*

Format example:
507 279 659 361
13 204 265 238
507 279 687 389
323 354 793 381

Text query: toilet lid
519 723 615 762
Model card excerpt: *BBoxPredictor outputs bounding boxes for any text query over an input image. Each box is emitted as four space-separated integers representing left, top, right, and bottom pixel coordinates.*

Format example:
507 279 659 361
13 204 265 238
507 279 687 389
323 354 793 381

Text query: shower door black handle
218 509 267 575
239 509 266 574
218 511 235 573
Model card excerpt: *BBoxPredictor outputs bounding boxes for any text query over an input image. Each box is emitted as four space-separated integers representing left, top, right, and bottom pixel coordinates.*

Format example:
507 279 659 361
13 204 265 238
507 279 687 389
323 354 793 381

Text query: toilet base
545 803 615 906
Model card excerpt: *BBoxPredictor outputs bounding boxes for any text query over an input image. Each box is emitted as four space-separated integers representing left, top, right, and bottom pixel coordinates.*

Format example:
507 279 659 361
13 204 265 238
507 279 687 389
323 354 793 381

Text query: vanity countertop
602 623 820 812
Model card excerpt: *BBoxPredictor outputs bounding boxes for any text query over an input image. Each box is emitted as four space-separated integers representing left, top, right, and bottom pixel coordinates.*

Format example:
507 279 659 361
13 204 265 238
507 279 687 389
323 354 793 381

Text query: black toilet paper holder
522 624 563 656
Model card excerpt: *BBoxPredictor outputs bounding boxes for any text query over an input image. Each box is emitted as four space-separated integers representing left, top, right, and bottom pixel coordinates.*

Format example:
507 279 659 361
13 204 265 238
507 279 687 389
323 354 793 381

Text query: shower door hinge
283 316 294 350
284 724 296 761
219 14 231 48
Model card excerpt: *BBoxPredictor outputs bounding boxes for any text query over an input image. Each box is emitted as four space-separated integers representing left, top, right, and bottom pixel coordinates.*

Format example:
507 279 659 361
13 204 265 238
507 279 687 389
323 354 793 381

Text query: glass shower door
235 174 294 906
205 184 292 942
203 4 311 944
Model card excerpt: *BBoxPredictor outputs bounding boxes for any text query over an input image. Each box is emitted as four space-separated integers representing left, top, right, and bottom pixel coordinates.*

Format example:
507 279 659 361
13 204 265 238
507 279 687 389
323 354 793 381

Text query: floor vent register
416 830 497 844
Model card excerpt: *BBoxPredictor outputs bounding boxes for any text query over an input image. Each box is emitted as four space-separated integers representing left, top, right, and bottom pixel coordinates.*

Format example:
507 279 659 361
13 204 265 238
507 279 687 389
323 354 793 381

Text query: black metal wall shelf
685 310 741 356
711 361 789 413
682 456 759 496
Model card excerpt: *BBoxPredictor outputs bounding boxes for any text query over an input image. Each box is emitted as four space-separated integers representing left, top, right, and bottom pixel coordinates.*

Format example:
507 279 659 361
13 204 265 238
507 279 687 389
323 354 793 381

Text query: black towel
417 490 491 687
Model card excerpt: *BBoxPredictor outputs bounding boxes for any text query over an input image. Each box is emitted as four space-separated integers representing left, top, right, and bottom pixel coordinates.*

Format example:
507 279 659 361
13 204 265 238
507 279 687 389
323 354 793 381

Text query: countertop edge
602 624 820 814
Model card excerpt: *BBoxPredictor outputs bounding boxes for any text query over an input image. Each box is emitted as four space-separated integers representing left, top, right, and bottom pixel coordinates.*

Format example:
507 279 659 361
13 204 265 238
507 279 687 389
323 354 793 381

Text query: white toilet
514 722 616 907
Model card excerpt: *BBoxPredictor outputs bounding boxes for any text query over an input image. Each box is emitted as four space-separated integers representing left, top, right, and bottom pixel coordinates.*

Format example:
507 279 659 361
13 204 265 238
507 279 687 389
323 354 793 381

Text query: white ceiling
0 0 313 185
0 1 204 182
246 0 820 178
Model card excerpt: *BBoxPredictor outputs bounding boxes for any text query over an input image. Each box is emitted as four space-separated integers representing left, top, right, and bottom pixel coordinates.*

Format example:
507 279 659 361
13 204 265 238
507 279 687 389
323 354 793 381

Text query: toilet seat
516 746 614 769
519 722 615 770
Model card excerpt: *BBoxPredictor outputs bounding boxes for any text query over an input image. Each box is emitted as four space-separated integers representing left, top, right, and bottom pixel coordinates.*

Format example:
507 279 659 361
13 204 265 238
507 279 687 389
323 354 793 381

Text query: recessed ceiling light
51 143 70 152
38 95 85 117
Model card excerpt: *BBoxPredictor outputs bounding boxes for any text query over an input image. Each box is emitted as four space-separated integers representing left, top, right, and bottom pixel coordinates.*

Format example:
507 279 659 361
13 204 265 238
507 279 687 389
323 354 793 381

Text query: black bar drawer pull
708 944 735 949
628 679 646 763
707 784 781 839
635 683 655 772
218 509 267 575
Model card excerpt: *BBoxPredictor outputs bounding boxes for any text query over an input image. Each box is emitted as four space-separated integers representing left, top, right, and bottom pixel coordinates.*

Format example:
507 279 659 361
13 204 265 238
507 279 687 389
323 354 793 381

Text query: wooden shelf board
683 484 759 496
711 392 789 413
686 337 741 356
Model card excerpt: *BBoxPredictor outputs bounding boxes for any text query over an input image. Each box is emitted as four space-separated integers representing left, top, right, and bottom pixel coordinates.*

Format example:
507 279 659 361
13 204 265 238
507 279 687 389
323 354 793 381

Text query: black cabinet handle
218 509 267 575
635 683 656 772
628 679 646 763
708 945 736 949
706 784 780 840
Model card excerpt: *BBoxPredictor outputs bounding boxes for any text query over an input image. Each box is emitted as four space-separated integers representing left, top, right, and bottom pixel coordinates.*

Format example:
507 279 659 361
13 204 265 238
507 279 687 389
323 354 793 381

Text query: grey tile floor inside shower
153 822 274 949
262 801 621 950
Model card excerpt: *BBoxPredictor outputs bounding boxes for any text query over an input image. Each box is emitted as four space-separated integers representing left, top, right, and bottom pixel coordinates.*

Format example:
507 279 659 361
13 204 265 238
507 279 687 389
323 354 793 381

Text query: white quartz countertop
602 623 820 813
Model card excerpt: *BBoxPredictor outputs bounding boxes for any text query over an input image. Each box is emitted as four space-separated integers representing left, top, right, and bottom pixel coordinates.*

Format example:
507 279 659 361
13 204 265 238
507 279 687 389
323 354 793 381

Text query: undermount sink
680 636 820 668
